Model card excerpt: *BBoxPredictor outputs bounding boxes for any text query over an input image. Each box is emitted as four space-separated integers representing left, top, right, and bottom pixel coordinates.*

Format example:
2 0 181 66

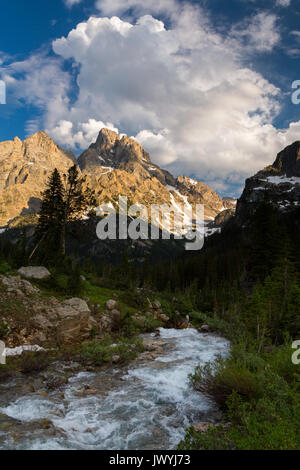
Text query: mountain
236 141 300 224
0 132 75 226
78 128 175 186
78 128 233 228
0 128 234 232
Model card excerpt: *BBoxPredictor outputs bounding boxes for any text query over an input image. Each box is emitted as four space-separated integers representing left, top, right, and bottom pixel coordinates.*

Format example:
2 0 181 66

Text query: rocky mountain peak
24 131 65 155
24 131 52 147
0 128 236 231
0 132 76 226
78 128 151 171
177 175 216 193
93 128 120 153
13 136 23 146
259 141 300 178
236 140 300 224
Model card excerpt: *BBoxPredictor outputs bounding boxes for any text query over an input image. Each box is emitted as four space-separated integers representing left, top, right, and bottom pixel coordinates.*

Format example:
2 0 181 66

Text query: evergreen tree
34 166 96 261
60 165 96 255
33 168 65 261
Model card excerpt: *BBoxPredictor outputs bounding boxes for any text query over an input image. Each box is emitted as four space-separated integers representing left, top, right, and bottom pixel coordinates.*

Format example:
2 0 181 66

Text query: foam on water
0 328 229 450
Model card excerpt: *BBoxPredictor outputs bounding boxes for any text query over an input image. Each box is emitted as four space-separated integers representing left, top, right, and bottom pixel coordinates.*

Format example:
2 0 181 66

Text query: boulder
63 298 90 314
46 376 68 391
56 298 92 344
18 266 51 280
88 316 98 330
0 277 97 348
98 314 114 332
106 299 117 310
111 309 121 319
159 314 170 323
32 314 53 330
178 321 189 329
132 314 147 324
200 324 210 333
193 422 216 433
152 300 161 310
32 331 47 344
1 275 40 295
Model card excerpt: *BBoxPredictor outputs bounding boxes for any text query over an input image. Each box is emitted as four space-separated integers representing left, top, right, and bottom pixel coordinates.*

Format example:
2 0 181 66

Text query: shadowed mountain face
268 141 300 178
0 128 235 229
236 142 300 224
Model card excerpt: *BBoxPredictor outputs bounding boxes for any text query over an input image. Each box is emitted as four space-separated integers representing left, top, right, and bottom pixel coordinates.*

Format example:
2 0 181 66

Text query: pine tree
34 166 96 260
33 168 65 260
60 165 96 255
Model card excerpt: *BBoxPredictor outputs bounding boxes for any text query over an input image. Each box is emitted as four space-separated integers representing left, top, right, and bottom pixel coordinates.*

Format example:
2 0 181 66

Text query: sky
0 0 300 197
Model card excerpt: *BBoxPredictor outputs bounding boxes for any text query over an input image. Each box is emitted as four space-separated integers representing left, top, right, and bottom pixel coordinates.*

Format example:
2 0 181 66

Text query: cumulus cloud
49 119 119 148
3 1 297 195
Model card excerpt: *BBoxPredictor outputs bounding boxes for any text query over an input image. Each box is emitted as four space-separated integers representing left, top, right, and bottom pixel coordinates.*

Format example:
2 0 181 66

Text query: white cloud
291 30 300 40
276 0 291 6
231 12 280 52
0 53 71 127
64 0 82 7
95 0 180 18
49 119 119 148
3 1 297 195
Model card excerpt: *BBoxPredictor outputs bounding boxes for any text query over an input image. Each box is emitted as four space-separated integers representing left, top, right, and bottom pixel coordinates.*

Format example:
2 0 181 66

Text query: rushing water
0 328 229 450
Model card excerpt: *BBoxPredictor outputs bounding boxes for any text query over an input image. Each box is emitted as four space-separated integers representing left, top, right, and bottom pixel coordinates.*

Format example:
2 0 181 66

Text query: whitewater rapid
0 328 229 450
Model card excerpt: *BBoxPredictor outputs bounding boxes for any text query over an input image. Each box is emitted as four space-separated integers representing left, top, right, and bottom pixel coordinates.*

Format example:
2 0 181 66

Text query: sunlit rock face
0 131 75 226
0 128 235 229
78 128 232 225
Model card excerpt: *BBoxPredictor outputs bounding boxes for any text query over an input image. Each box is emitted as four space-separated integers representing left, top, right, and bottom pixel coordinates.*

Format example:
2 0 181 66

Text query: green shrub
17 351 53 374
67 266 82 295
182 342 300 450
79 335 144 366
0 318 9 339
191 356 264 409
0 262 11 274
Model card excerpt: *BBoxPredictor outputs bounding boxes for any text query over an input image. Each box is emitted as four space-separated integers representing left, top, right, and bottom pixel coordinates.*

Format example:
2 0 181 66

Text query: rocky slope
0 128 235 232
0 269 172 350
0 132 75 226
236 141 300 224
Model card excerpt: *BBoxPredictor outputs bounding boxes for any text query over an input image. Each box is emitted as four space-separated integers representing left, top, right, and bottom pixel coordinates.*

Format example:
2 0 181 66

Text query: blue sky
0 0 300 196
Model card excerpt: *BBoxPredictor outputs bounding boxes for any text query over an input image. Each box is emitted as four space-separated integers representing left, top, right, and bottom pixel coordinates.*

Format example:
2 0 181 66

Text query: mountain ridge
0 128 235 228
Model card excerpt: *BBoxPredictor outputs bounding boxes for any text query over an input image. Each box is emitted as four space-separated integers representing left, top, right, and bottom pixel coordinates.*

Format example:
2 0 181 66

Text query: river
0 328 229 450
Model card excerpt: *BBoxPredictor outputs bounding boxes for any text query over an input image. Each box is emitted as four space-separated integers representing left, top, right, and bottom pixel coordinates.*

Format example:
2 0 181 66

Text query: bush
181 343 300 450
79 335 144 366
67 265 82 295
0 262 11 274
16 351 53 374
0 318 9 339
191 356 264 409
